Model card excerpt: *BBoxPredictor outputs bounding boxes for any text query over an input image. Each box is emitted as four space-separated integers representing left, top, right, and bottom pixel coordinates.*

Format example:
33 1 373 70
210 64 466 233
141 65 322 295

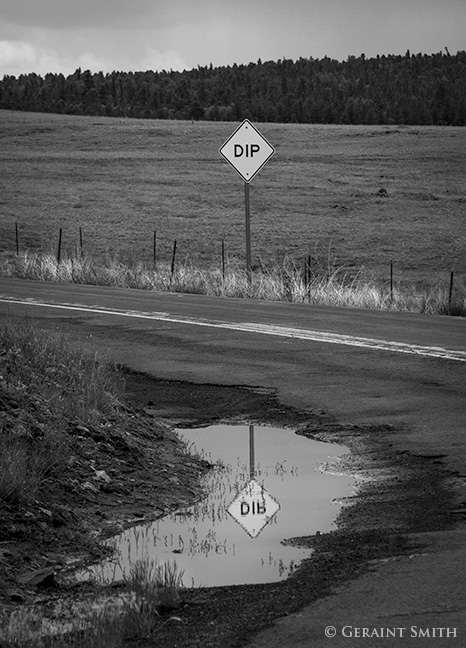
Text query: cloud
0 40 63 76
138 47 188 72
0 40 35 65
0 39 188 77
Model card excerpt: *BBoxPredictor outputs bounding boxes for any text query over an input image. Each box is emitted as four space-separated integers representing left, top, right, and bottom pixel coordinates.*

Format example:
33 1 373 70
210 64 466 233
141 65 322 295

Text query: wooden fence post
57 228 63 264
170 239 177 278
449 271 454 308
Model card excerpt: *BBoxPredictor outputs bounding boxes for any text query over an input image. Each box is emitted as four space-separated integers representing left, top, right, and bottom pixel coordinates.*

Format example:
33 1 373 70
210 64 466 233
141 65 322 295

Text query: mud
1 369 458 648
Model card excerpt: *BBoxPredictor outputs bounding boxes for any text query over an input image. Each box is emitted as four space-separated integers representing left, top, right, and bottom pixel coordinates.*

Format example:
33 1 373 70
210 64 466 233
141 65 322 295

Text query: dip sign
219 120 275 277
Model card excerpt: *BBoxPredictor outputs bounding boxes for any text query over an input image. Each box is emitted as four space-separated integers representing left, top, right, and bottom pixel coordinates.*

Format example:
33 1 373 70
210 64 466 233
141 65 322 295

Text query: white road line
1 296 465 362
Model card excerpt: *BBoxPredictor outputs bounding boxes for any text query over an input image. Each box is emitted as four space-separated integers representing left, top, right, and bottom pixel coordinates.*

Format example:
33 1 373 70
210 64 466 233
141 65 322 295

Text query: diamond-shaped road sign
219 119 275 183
227 479 280 538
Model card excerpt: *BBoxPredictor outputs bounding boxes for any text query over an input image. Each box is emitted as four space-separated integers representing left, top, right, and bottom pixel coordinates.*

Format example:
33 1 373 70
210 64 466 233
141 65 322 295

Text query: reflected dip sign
219 119 275 183
227 479 280 538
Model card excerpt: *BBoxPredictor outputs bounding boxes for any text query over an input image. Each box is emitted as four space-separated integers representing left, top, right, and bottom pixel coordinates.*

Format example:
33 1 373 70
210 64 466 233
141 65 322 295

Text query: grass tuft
121 557 184 639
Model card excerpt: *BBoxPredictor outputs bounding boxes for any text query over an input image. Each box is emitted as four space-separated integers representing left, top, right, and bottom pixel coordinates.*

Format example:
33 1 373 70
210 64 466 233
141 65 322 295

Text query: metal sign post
219 120 275 278
245 183 251 278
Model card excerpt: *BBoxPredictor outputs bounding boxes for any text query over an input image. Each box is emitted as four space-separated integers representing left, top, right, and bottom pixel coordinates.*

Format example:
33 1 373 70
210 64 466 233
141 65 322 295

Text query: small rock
92 470 111 483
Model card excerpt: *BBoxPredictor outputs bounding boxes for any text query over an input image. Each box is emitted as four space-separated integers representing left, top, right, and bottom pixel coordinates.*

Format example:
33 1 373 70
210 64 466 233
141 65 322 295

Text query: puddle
80 424 356 588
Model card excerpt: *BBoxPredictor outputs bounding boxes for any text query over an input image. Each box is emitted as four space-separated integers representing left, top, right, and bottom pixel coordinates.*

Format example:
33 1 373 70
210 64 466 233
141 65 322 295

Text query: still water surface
86 424 355 587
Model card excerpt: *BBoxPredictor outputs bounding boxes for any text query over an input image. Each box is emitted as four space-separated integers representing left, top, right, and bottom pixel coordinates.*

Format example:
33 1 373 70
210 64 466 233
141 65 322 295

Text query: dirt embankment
1 369 457 647
0 382 209 606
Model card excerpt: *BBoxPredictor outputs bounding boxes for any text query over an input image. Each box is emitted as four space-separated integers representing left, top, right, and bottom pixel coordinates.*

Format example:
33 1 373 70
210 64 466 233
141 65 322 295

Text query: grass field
1 109 465 289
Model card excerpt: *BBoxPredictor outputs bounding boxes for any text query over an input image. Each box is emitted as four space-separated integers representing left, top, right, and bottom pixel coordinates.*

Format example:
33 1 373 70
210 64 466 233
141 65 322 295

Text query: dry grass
121 557 184 639
0 319 121 424
0 321 122 506
1 250 465 316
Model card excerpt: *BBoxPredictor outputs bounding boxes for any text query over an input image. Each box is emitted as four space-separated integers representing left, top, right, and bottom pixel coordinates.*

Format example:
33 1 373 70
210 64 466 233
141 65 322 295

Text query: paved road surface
0 277 465 646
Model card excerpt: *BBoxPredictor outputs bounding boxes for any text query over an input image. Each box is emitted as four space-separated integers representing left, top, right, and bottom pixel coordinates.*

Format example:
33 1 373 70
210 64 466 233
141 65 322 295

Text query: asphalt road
1 278 465 471
1 277 465 645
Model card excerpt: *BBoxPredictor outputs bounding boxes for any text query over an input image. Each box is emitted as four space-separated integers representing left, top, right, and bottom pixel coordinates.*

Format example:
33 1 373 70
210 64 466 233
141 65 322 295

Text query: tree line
1 50 465 125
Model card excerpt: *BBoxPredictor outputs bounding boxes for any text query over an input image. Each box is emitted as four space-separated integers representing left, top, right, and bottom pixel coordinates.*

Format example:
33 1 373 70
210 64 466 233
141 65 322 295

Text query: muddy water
86 424 356 588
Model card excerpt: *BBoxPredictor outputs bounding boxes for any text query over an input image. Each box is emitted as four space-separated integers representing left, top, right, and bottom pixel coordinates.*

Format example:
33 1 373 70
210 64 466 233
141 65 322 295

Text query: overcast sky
1 0 465 77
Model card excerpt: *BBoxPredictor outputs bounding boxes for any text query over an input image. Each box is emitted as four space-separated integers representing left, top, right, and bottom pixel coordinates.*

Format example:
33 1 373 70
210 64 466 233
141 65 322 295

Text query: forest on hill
1 50 465 125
